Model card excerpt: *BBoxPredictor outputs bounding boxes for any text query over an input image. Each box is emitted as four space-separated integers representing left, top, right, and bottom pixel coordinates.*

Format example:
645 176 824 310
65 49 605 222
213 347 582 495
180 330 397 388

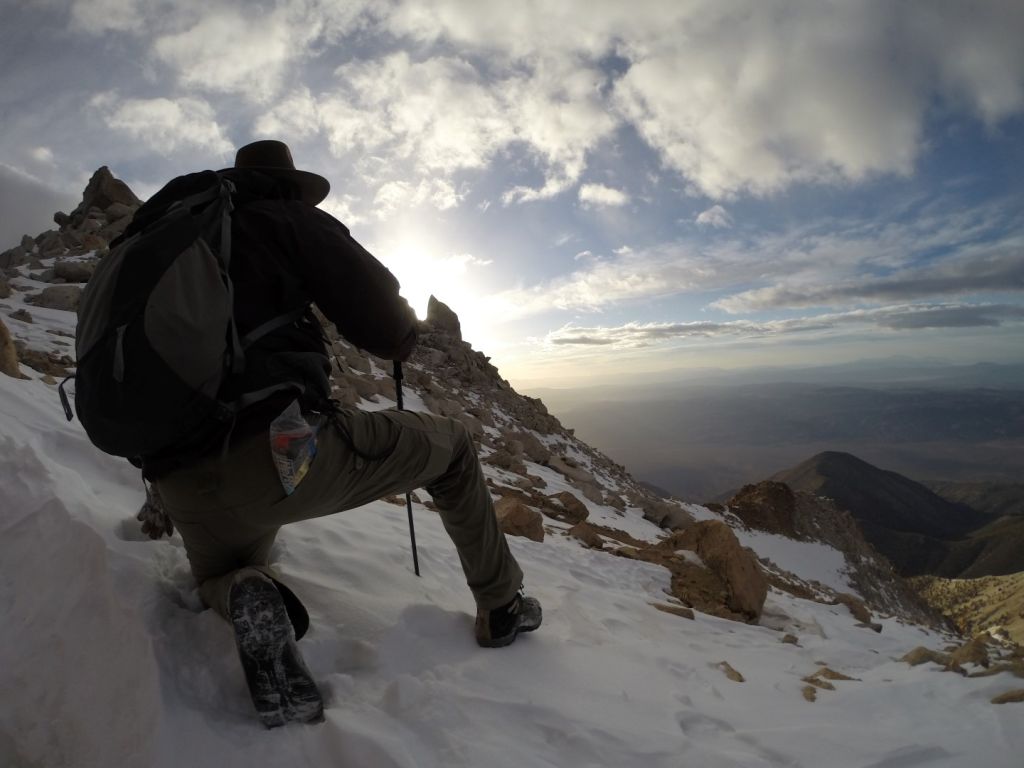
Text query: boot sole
229 575 324 728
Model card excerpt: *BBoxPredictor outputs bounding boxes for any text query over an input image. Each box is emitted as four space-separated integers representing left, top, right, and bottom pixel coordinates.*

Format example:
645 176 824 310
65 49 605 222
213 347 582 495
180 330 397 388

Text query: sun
379 236 495 350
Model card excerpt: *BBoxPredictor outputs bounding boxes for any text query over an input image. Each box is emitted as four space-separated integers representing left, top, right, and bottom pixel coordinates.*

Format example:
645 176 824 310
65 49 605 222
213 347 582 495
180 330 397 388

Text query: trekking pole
393 360 421 577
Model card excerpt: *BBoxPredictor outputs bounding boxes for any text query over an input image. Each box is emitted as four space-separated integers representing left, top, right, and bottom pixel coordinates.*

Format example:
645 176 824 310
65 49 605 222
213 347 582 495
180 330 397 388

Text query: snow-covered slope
2 317 1023 768
2 174 1022 765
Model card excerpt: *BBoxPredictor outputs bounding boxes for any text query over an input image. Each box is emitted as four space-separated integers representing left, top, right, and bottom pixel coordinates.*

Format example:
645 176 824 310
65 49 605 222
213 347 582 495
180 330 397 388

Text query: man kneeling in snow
140 141 541 727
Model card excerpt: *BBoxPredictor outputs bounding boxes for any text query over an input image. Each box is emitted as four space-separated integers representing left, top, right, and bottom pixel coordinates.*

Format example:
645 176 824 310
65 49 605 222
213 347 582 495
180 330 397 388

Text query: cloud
91 93 233 154
487 198 1021 322
319 52 616 205
545 303 1024 348
70 0 150 33
579 183 628 208
28 147 55 165
714 231 1024 312
381 0 1024 199
67 1 1024 203
72 1 374 102
373 178 464 214
696 205 732 228
490 243 706 317
254 87 321 138
152 6 310 102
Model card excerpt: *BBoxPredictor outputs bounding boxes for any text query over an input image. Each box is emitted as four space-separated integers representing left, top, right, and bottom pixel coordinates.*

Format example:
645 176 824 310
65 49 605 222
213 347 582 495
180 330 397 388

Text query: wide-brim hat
222 140 330 205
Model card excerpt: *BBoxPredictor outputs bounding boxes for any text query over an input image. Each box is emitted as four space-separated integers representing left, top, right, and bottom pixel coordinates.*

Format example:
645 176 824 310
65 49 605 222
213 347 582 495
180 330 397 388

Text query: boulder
76 166 142 215
468 406 495 428
26 285 82 312
53 260 95 284
652 603 695 620
104 202 136 220
0 319 28 378
544 491 589 524
568 521 603 549
36 231 64 257
502 437 525 457
579 482 604 505
642 499 693 531
834 593 872 624
455 411 484 438
99 216 131 242
344 372 380 401
494 497 544 542
0 318 25 379
508 430 551 464
0 246 29 270
79 233 109 253
426 295 461 340
901 647 950 667
947 636 990 672
678 520 768 622
604 493 626 511
485 449 516 470
992 689 1024 705
549 454 597 485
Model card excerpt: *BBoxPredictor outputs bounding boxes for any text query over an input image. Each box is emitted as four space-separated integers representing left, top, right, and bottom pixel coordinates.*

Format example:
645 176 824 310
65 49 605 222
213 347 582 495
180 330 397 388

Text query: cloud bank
64 0 1024 206
546 304 1024 348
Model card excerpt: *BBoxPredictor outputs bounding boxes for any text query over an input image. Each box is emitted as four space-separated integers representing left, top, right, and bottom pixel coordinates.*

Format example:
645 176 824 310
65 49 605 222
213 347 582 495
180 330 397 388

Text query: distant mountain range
538 379 1024 501
771 451 1024 578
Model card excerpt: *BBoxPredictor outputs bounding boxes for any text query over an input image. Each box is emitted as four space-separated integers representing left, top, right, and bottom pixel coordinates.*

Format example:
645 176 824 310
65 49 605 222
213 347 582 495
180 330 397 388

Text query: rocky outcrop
729 482 801 538
678 520 768 621
53 260 96 284
425 295 461 340
26 285 82 312
0 317 25 379
568 521 604 549
64 166 141 241
641 499 693 531
726 481 939 625
0 167 141 287
494 497 544 542
544 491 589 524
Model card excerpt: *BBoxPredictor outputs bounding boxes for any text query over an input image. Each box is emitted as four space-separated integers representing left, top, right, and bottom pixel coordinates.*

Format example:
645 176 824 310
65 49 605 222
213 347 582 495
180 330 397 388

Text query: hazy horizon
528 359 1024 501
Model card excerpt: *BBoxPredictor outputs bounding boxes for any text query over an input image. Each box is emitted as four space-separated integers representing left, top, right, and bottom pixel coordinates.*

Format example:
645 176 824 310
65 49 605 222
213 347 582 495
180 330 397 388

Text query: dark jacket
133 169 417 477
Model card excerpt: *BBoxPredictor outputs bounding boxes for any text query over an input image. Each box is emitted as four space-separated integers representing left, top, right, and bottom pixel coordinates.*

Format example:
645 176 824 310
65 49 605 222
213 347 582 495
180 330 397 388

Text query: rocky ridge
723 481 941 627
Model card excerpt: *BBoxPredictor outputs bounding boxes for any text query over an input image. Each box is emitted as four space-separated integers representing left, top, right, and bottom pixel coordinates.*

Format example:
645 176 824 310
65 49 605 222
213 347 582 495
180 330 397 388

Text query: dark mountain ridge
772 451 1024 578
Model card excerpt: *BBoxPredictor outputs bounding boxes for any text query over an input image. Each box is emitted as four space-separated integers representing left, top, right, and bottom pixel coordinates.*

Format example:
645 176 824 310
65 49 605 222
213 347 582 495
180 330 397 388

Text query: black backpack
61 171 304 461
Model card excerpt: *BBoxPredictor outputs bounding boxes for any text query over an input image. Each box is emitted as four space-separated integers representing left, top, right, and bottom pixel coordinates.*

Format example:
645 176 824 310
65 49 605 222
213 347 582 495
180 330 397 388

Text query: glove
137 483 174 540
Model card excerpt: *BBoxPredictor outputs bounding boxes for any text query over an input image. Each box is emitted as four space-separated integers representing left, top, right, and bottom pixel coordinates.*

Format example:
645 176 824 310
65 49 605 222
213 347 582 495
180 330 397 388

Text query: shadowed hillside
927 481 1024 518
772 452 1024 578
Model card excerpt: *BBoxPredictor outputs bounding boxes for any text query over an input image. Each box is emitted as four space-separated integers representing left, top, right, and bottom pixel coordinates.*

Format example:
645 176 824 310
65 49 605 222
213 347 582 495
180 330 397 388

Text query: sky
1 0 1022 389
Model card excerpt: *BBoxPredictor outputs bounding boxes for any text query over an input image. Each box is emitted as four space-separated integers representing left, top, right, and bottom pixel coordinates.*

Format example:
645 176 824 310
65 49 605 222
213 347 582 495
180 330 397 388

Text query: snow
736 528 854 593
1 355 1023 766
684 503 855 593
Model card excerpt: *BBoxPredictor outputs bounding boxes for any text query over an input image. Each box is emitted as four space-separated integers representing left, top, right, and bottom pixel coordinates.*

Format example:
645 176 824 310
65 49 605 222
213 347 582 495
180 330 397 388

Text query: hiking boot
228 572 324 728
475 591 542 648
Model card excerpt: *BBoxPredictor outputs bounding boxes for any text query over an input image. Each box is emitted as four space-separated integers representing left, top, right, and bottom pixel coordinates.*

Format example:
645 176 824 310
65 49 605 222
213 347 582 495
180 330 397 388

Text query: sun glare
381 237 495 352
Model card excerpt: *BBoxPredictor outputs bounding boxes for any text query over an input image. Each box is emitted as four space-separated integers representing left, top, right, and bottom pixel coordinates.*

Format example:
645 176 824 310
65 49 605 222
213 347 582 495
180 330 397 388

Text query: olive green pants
155 408 524 624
